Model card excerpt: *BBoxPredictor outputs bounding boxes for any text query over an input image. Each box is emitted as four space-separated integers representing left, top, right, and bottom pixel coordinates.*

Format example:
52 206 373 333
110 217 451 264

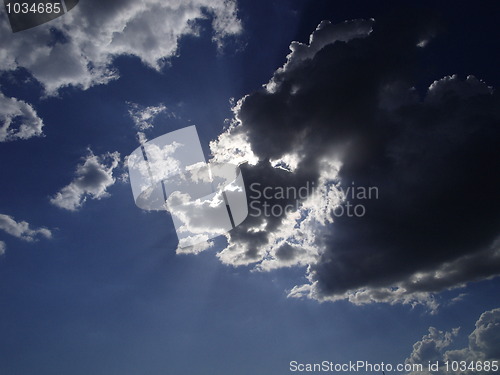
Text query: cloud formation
206 15 500 307
405 308 500 374
406 327 460 367
50 149 121 211
0 90 44 142
128 102 168 131
0 0 242 95
0 213 52 254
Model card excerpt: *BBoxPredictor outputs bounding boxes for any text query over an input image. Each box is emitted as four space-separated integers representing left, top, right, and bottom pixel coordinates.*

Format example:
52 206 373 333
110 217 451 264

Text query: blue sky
0 1 499 374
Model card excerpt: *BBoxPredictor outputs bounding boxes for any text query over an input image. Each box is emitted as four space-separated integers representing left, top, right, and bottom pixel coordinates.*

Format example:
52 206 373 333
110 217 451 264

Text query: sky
0 1 499 374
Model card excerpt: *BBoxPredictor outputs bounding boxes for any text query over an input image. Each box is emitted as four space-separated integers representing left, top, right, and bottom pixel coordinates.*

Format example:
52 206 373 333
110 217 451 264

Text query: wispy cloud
0 241 6 256
127 102 167 131
0 213 52 242
0 214 52 254
0 90 44 142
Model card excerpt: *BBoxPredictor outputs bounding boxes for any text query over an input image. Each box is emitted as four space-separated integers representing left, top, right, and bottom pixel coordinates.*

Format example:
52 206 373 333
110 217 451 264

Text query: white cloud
288 283 442 312
176 239 214 255
0 0 242 95
50 149 121 211
128 102 168 131
0 90 44 142
445 308 500 363
406 327 460 366
405 308 500 374
166 191 229 235
0 214 52 242
210 112 259 166
0 241 6 255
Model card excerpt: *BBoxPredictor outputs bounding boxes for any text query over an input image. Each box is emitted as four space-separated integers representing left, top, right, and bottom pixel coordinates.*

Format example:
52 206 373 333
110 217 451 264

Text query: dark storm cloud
210 12 500 306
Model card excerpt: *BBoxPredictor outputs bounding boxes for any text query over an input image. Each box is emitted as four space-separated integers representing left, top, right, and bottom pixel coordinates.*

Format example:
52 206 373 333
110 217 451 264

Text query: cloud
0 241 6 256
50 149 121 211
0 0 241 95
205 14 500 308
405 308 500 374
444 308 500 364
176 239 214 255
166 191 227 232
426 75 493 103
127 102 168 131
0 214 52 243
265 18 374 92
0 89 44 142
406 327 460 367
